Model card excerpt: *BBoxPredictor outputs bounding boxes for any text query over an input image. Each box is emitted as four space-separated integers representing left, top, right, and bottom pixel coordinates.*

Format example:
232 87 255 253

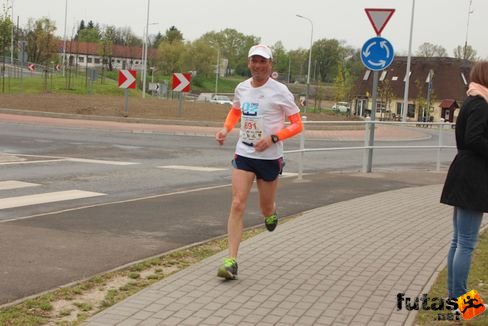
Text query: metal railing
284 117 456 179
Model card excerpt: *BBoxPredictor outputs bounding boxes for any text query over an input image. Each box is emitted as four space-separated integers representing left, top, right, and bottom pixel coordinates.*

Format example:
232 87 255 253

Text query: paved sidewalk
85 184 486 326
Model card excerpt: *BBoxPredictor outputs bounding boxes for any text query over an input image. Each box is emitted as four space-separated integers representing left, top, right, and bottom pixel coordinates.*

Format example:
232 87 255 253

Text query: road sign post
362 8 395 173
118 70 137 117
172 73 191 116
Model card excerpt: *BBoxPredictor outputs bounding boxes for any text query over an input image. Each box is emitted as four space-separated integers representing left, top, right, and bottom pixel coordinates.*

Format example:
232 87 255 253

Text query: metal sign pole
366 70 379 173
178 92 184 116
124 89 129 117
361 9 396 173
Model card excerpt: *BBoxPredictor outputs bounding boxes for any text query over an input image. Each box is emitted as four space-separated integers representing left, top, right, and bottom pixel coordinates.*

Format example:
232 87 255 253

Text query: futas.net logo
396 290 486 321
457 290 486 320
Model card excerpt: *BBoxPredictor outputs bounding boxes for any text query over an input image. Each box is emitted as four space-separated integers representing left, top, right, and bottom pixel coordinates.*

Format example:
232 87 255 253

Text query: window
94 58 100 64
78 56 84 63
376 101 386 113
396 102 402 115
87 57 92 63
407 104 415 118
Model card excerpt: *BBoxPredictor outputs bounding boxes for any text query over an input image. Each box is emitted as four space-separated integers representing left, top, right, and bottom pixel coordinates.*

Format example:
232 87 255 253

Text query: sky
5 0 488 59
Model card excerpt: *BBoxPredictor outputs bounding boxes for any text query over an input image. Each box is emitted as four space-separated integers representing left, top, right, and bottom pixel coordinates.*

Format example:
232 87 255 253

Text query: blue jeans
447 207 483 298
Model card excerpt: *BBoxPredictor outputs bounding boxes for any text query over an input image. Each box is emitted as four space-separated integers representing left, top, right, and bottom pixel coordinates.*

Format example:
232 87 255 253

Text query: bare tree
453 45 478 61
416 42 447 57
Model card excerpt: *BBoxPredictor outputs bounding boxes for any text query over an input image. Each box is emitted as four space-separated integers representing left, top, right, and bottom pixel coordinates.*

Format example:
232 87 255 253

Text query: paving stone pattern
85 184 487 326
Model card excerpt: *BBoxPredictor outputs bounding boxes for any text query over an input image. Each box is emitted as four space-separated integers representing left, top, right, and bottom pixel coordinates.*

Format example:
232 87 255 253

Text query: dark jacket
441 95 488 212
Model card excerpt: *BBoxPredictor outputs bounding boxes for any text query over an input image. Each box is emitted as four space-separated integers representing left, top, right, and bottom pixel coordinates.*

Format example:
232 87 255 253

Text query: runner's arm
275 113 303 141
223 107 241 132
216 107 241 145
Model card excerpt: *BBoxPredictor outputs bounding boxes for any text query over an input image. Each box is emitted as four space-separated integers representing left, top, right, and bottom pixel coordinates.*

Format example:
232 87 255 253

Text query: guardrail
284 117 456 179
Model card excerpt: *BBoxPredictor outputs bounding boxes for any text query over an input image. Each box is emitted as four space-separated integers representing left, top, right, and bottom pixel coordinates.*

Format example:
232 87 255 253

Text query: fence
284 117 456 179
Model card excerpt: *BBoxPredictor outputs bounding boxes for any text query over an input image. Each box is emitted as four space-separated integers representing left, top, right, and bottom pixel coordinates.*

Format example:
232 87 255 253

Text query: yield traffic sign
365 8 395 36
118 70 137 89
172 73 191 92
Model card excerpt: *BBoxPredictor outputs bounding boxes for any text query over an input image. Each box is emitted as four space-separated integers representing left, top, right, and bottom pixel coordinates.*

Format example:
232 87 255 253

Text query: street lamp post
463 0 474 60
296 14 313 113
62 0 68 77
142 0 150 99
10 0 14 65
215 47 220 95
401 0 415 122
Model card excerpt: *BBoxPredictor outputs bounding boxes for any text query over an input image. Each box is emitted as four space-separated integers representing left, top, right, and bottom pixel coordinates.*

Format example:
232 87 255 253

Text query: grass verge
0 227 266 325
415 228 488 325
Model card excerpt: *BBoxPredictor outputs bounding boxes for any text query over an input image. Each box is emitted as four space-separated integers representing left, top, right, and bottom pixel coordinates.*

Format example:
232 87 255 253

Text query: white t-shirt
233 78 300 160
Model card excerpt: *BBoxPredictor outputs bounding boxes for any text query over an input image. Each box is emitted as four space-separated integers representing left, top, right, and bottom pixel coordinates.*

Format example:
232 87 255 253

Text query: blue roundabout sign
360 36 394 71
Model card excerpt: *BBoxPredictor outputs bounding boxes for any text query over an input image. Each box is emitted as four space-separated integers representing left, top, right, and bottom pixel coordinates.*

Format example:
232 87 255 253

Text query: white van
210 95 233 105
332 102 350 113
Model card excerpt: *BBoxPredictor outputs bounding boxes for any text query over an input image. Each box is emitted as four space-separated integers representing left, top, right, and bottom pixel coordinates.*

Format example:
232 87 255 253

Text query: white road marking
0 184 231 223
0 190 105 210
66 158 139 166
158 165 227 172
0 159 65 166
0 153 138 166
0 180 40 191
281 172 299 177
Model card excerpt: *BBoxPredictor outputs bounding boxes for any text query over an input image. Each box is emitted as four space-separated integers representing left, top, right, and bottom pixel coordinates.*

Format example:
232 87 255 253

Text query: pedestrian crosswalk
0 180 105 211
0 159 299 213
0 180 39 191
0 190 104 210
158 165 227 172
0 153 139 166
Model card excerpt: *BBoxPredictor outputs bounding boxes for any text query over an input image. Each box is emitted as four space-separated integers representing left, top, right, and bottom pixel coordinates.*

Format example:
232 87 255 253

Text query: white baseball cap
248 44 273 60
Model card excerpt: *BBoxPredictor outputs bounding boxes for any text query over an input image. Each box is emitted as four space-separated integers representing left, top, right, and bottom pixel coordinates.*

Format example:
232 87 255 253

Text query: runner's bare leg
256 178 278 217
228 168 255 258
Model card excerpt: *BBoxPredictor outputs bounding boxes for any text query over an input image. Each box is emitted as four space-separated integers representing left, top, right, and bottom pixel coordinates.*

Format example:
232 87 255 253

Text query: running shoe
217 258 238 280
265 213 278 232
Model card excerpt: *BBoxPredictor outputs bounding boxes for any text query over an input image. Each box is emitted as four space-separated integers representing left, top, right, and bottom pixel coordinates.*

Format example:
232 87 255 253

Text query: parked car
196 93 213 102
332 102 350 113
210 95 233 105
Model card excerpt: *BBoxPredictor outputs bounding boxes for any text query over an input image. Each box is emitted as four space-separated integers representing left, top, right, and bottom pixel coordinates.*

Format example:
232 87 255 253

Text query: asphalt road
0 116 452 305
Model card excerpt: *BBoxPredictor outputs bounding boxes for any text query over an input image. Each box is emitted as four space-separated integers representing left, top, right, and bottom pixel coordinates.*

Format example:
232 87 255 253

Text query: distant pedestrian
215 44 303 280
440 61 488 299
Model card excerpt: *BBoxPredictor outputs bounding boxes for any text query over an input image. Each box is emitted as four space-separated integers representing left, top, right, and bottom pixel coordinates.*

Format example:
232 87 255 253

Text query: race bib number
241 115 263 143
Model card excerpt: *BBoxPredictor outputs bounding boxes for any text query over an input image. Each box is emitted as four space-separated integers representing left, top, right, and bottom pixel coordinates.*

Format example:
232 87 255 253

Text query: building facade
352 57 472 122
59 40 157 71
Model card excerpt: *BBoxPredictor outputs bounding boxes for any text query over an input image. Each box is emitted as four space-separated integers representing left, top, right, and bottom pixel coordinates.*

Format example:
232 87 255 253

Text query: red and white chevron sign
27 63 35 71
172 73 191 92
118 69 137 89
